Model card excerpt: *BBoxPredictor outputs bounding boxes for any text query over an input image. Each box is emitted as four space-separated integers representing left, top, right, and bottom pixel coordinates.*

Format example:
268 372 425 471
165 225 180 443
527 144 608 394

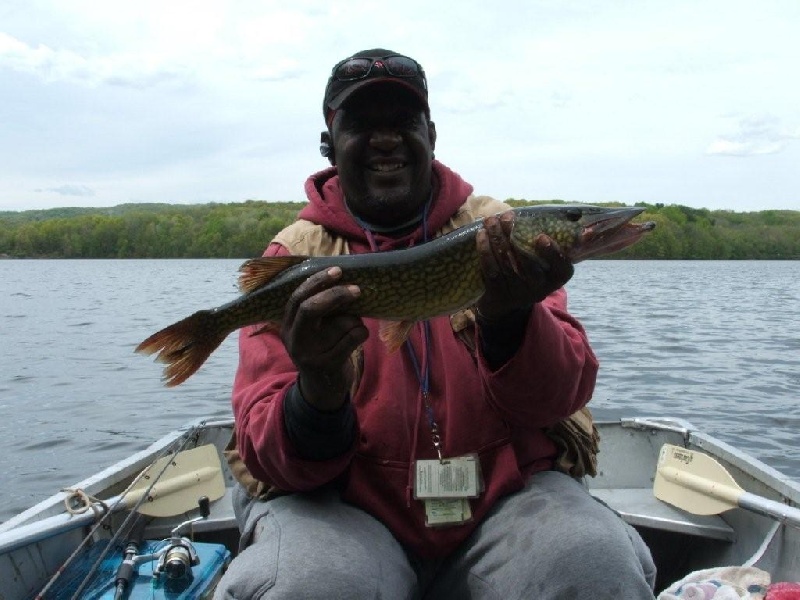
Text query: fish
136 205 655 386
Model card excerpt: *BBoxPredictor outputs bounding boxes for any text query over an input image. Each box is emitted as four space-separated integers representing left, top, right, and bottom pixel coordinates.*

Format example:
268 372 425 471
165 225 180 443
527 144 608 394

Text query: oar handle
659 465 800 528
739 491 800 529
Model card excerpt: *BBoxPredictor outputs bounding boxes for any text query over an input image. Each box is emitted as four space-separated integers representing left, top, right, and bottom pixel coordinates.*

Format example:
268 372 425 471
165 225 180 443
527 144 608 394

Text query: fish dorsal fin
378 320 416 353
238 256 309 293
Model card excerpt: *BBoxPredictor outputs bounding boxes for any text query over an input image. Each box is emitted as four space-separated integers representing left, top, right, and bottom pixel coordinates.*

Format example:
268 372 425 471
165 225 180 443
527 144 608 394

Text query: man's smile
367 159 407 173
370 162 405 172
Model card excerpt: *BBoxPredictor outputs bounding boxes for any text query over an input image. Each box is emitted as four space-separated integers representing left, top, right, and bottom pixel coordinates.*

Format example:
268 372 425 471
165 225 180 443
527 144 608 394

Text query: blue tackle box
39 538 231 599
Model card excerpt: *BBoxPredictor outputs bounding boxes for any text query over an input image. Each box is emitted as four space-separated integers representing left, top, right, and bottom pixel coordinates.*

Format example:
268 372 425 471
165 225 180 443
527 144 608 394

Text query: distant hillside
0 203 182 222
1 200 798 259
0 200 302 258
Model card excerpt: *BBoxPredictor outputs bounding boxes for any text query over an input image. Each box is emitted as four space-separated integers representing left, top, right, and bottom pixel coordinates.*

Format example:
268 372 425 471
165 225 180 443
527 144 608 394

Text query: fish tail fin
135 310 228 387
378 320 416 353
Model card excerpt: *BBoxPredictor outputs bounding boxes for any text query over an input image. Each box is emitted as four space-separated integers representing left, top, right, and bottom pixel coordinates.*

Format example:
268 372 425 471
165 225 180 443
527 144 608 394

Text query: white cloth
658 566 771 600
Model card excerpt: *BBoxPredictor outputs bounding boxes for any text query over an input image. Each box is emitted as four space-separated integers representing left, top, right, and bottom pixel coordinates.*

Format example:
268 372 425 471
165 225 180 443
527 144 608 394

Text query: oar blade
127 444 226 517
654 443 744 516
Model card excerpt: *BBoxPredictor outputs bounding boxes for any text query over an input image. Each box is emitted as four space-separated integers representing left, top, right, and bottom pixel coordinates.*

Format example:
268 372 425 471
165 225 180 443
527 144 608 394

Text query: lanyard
357 200 443 461
406 203 443 460
405 320 443 462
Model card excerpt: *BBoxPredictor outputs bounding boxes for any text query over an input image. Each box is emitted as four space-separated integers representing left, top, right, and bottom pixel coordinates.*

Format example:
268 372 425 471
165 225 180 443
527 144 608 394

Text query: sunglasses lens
334 58 373 81
383 56 419 77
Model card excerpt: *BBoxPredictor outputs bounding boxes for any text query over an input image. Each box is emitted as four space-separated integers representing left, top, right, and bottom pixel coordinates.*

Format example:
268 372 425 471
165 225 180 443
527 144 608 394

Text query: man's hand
475 211 574 321
281 266 369 411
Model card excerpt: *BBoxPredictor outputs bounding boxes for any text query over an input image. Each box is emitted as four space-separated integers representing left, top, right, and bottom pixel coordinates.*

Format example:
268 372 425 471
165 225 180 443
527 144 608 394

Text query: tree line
1 200 798 259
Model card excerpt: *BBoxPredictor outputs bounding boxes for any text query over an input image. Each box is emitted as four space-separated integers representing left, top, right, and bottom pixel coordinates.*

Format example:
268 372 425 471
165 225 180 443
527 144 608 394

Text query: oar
0 444 226 554
654 443 800 528
126 442 226 517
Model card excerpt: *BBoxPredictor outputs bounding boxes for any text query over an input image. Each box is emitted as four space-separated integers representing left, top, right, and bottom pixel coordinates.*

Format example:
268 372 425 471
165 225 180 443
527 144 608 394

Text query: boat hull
1 417 798 598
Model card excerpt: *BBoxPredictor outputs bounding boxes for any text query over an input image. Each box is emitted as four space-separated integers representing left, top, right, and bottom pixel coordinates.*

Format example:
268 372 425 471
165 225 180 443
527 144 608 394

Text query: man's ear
428 121 437 154
319 131 335 165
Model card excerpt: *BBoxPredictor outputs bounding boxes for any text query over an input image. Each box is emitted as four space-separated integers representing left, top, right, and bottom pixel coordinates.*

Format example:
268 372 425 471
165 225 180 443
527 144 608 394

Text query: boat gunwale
2 416 798 549
0 417 235 535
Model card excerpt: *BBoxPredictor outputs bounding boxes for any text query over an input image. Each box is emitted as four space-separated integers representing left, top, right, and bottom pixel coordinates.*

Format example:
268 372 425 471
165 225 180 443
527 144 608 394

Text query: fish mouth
574 207 656 262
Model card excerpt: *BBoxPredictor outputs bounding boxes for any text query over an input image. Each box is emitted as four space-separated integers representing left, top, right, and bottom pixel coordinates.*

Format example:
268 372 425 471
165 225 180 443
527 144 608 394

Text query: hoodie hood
299 160 474 251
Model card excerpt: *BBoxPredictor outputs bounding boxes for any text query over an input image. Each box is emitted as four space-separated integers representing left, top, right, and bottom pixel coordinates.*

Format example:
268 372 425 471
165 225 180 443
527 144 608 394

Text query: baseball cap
323 49 429 124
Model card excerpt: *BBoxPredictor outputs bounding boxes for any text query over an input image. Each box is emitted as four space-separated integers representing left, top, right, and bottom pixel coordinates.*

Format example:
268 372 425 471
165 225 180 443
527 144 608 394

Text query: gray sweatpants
214 470 656 599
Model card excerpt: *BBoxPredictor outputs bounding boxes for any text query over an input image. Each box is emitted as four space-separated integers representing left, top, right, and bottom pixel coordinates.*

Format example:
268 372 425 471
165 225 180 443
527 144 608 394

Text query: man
215 49 656 599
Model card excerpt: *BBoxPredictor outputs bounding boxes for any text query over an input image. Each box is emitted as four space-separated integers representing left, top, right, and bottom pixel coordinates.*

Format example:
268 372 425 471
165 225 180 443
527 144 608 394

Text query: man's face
329 85 436 229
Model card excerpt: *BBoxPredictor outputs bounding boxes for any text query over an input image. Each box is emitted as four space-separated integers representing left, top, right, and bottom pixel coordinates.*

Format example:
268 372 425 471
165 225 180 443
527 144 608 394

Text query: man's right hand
281 266 369 412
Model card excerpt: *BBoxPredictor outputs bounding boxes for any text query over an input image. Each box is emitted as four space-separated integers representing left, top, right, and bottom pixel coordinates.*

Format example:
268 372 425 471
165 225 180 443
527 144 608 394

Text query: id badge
414 455 482 499
424 498 473 527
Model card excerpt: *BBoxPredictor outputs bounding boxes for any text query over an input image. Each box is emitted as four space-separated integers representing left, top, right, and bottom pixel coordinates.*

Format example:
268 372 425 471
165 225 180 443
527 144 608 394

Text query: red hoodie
232 161 598 558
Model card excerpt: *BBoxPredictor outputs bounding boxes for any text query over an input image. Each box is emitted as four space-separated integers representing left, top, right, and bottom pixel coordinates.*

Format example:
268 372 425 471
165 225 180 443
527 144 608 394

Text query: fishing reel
152 495 210 581
112 496 215 599
153 537 200 581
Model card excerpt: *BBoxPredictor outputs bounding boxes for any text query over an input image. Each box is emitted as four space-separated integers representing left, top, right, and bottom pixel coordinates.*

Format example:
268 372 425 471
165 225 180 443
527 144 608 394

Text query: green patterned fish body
137 205 654 386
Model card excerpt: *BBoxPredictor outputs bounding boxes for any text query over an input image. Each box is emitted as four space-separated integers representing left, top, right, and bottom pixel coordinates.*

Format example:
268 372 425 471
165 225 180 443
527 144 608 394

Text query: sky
1 0 799 213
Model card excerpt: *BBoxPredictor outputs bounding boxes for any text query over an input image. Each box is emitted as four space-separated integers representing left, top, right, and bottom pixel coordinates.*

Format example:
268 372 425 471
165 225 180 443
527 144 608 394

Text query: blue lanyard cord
405 320 431 395
355 197 442 458
405 320 442 459
412 207 443 455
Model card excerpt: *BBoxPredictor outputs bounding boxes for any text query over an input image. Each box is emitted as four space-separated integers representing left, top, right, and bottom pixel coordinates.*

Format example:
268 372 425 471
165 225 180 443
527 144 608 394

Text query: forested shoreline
1 200 798 259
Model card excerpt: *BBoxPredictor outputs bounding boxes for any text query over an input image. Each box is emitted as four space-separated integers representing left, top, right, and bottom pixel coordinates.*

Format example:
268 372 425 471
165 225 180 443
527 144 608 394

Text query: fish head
510 205 656 263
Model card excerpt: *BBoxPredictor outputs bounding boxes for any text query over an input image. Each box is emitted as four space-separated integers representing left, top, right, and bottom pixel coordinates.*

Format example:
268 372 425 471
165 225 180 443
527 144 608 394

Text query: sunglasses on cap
330 55 427 88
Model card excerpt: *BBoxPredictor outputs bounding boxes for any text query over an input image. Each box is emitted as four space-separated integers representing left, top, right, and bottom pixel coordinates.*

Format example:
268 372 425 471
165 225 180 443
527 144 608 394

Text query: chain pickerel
137 205 655 386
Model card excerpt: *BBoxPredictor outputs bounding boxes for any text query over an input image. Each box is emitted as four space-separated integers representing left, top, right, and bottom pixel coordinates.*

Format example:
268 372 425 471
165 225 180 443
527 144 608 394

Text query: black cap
323 49 429 123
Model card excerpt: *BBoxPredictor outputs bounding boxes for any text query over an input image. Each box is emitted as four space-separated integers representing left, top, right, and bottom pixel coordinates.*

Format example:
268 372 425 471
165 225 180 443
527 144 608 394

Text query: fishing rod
66 429 226 600
31 424 219 600
112 516 147 600
112 496 212 600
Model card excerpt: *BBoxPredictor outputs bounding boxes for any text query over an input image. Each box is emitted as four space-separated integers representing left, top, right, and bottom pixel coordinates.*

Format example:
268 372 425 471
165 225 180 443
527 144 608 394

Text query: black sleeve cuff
283 383 357 461
477 307 532 369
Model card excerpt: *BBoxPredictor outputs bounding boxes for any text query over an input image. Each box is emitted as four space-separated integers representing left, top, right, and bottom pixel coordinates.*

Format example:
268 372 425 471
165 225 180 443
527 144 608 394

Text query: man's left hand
475 211 574 321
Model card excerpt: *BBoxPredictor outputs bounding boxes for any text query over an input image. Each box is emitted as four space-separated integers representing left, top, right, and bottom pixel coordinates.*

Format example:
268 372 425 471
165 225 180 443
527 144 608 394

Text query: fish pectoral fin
249 321 281 337
378 320 415 353
238 256 309 293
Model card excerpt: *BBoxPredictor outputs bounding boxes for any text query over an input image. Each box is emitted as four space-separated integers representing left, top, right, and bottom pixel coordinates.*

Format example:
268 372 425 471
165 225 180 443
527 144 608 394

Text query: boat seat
177 486 737 542
590 487 736 542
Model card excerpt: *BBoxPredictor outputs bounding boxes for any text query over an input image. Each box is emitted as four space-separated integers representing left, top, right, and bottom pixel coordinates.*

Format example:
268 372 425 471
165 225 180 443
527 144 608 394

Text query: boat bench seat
187 486 737 542
590 487 736 542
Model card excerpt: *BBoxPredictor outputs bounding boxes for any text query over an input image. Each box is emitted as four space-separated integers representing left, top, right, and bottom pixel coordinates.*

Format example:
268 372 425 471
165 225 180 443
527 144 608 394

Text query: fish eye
565 208 582 222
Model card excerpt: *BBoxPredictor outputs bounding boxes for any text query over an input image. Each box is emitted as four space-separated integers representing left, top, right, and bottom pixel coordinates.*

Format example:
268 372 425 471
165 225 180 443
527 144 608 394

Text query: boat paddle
123 442 226 517
654 443 800 528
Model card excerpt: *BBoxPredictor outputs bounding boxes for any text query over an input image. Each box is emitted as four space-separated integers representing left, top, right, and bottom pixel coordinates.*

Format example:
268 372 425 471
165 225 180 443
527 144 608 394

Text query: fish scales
234 221 485 322
136 205 655 386
341 225 484 319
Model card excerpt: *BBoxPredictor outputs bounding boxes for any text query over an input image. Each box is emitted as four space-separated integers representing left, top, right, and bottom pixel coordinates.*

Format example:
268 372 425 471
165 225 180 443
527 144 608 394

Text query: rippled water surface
1 259 798 523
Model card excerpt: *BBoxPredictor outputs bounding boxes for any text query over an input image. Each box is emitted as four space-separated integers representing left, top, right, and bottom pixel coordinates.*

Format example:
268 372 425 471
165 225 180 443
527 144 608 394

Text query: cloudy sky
1 0 798 213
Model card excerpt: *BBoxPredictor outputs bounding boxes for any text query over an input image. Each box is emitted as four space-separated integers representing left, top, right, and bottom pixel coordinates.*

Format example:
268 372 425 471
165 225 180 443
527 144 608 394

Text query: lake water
1 259 799 524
